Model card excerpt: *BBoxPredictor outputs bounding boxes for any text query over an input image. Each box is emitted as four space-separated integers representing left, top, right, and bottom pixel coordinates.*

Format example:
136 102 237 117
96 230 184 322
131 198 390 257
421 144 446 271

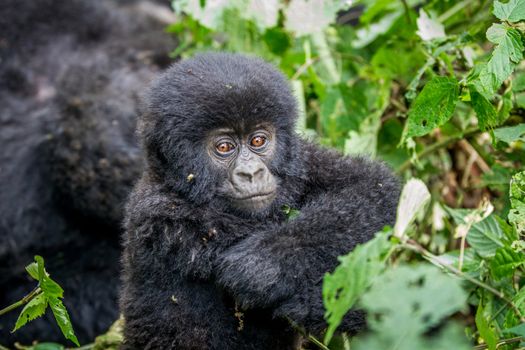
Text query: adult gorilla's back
0 0 174 344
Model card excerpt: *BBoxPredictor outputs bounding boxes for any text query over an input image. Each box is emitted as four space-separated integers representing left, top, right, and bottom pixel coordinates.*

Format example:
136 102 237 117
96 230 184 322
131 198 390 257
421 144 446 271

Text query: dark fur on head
140 53 306 213
121 52 401 350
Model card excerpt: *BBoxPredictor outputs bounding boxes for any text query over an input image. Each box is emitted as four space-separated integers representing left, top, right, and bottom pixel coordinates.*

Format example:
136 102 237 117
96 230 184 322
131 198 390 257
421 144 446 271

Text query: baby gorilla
121 53 400 349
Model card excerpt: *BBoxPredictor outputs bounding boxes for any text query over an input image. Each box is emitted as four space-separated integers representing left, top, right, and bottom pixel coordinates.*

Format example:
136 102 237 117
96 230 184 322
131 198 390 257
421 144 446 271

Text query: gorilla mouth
232 191 276 201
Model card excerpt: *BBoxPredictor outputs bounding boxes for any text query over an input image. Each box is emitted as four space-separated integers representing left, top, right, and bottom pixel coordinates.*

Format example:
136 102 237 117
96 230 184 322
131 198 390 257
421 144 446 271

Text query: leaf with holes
353 264 468 350
402 76 459 142
323 230 392 344
12 293 48 332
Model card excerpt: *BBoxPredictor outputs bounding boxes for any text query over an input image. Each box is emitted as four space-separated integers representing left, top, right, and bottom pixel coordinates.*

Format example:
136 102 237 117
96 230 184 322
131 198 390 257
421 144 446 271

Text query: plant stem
0 345 10 350
396 127 480 174
472 336 524 350
0 287 41 316
402 240 525 323
285 316 330 350
438 0 473 23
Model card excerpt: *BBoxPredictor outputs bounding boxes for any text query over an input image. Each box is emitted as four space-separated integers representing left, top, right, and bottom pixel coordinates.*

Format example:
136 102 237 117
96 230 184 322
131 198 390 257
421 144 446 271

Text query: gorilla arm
215 146 400 334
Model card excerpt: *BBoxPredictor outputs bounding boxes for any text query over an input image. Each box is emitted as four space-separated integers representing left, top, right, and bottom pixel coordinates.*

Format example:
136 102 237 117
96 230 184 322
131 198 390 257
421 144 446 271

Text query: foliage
5 0 524 348
0 256 79 347
171 1 525 349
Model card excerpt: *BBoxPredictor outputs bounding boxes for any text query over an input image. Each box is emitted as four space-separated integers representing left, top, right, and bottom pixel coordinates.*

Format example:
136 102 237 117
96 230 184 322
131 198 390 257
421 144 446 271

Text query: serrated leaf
490 247 525 280
509 171 525 235
494 124 525 143
353 264 468 350
48 297 79 346
402 76 459 141
494 0 525 23
470 89 499 130
446 208 504 258
12 293 48 332
475 303 498 350
474 24 524 98
323 231 392 344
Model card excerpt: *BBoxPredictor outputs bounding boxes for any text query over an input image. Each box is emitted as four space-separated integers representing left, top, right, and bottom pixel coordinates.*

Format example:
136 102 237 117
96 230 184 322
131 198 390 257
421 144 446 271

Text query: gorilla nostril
253 168 264 179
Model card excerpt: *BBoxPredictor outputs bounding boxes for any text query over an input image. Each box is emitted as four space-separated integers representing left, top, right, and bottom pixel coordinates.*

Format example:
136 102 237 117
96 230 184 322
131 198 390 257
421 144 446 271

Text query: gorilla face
207 124 277 212
141 53 304 214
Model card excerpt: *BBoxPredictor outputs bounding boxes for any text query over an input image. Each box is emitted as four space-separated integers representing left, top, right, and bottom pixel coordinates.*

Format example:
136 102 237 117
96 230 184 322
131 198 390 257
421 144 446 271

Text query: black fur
0 0 174 345
121 53 401 349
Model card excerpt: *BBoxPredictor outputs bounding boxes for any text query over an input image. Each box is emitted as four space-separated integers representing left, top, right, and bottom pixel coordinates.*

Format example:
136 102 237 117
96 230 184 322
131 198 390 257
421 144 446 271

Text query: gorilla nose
233 162 265 184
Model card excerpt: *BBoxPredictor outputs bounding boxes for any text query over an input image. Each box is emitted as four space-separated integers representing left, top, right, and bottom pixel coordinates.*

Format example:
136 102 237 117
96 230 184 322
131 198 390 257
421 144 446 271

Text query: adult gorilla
121 53 400 349
0 0 174 344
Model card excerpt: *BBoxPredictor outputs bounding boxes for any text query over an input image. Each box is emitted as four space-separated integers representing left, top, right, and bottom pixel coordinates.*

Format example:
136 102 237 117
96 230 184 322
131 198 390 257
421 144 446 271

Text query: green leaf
25 262 39 281
446 209 504 258
503 322 525 337
35 255 45 282
490 247 525 280
48 297 79 346
323 230 393 344
475 303 498 350
12 293 48 332
353 264 468 350
41 276 64 299
473 24 524 98
509 171 525 235
281 205 300 220
402 76 459 141
494 0 525 23
494 124 525 143
470 88 499 130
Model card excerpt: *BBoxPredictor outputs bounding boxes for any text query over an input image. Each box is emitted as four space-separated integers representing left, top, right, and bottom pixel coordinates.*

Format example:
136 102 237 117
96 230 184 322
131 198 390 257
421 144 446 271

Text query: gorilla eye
250 135 267 148
216 141 235 155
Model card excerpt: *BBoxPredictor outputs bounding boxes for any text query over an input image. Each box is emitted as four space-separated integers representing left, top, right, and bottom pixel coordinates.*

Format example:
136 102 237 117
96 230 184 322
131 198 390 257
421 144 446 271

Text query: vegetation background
3 0 525 349
170 0 525 349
